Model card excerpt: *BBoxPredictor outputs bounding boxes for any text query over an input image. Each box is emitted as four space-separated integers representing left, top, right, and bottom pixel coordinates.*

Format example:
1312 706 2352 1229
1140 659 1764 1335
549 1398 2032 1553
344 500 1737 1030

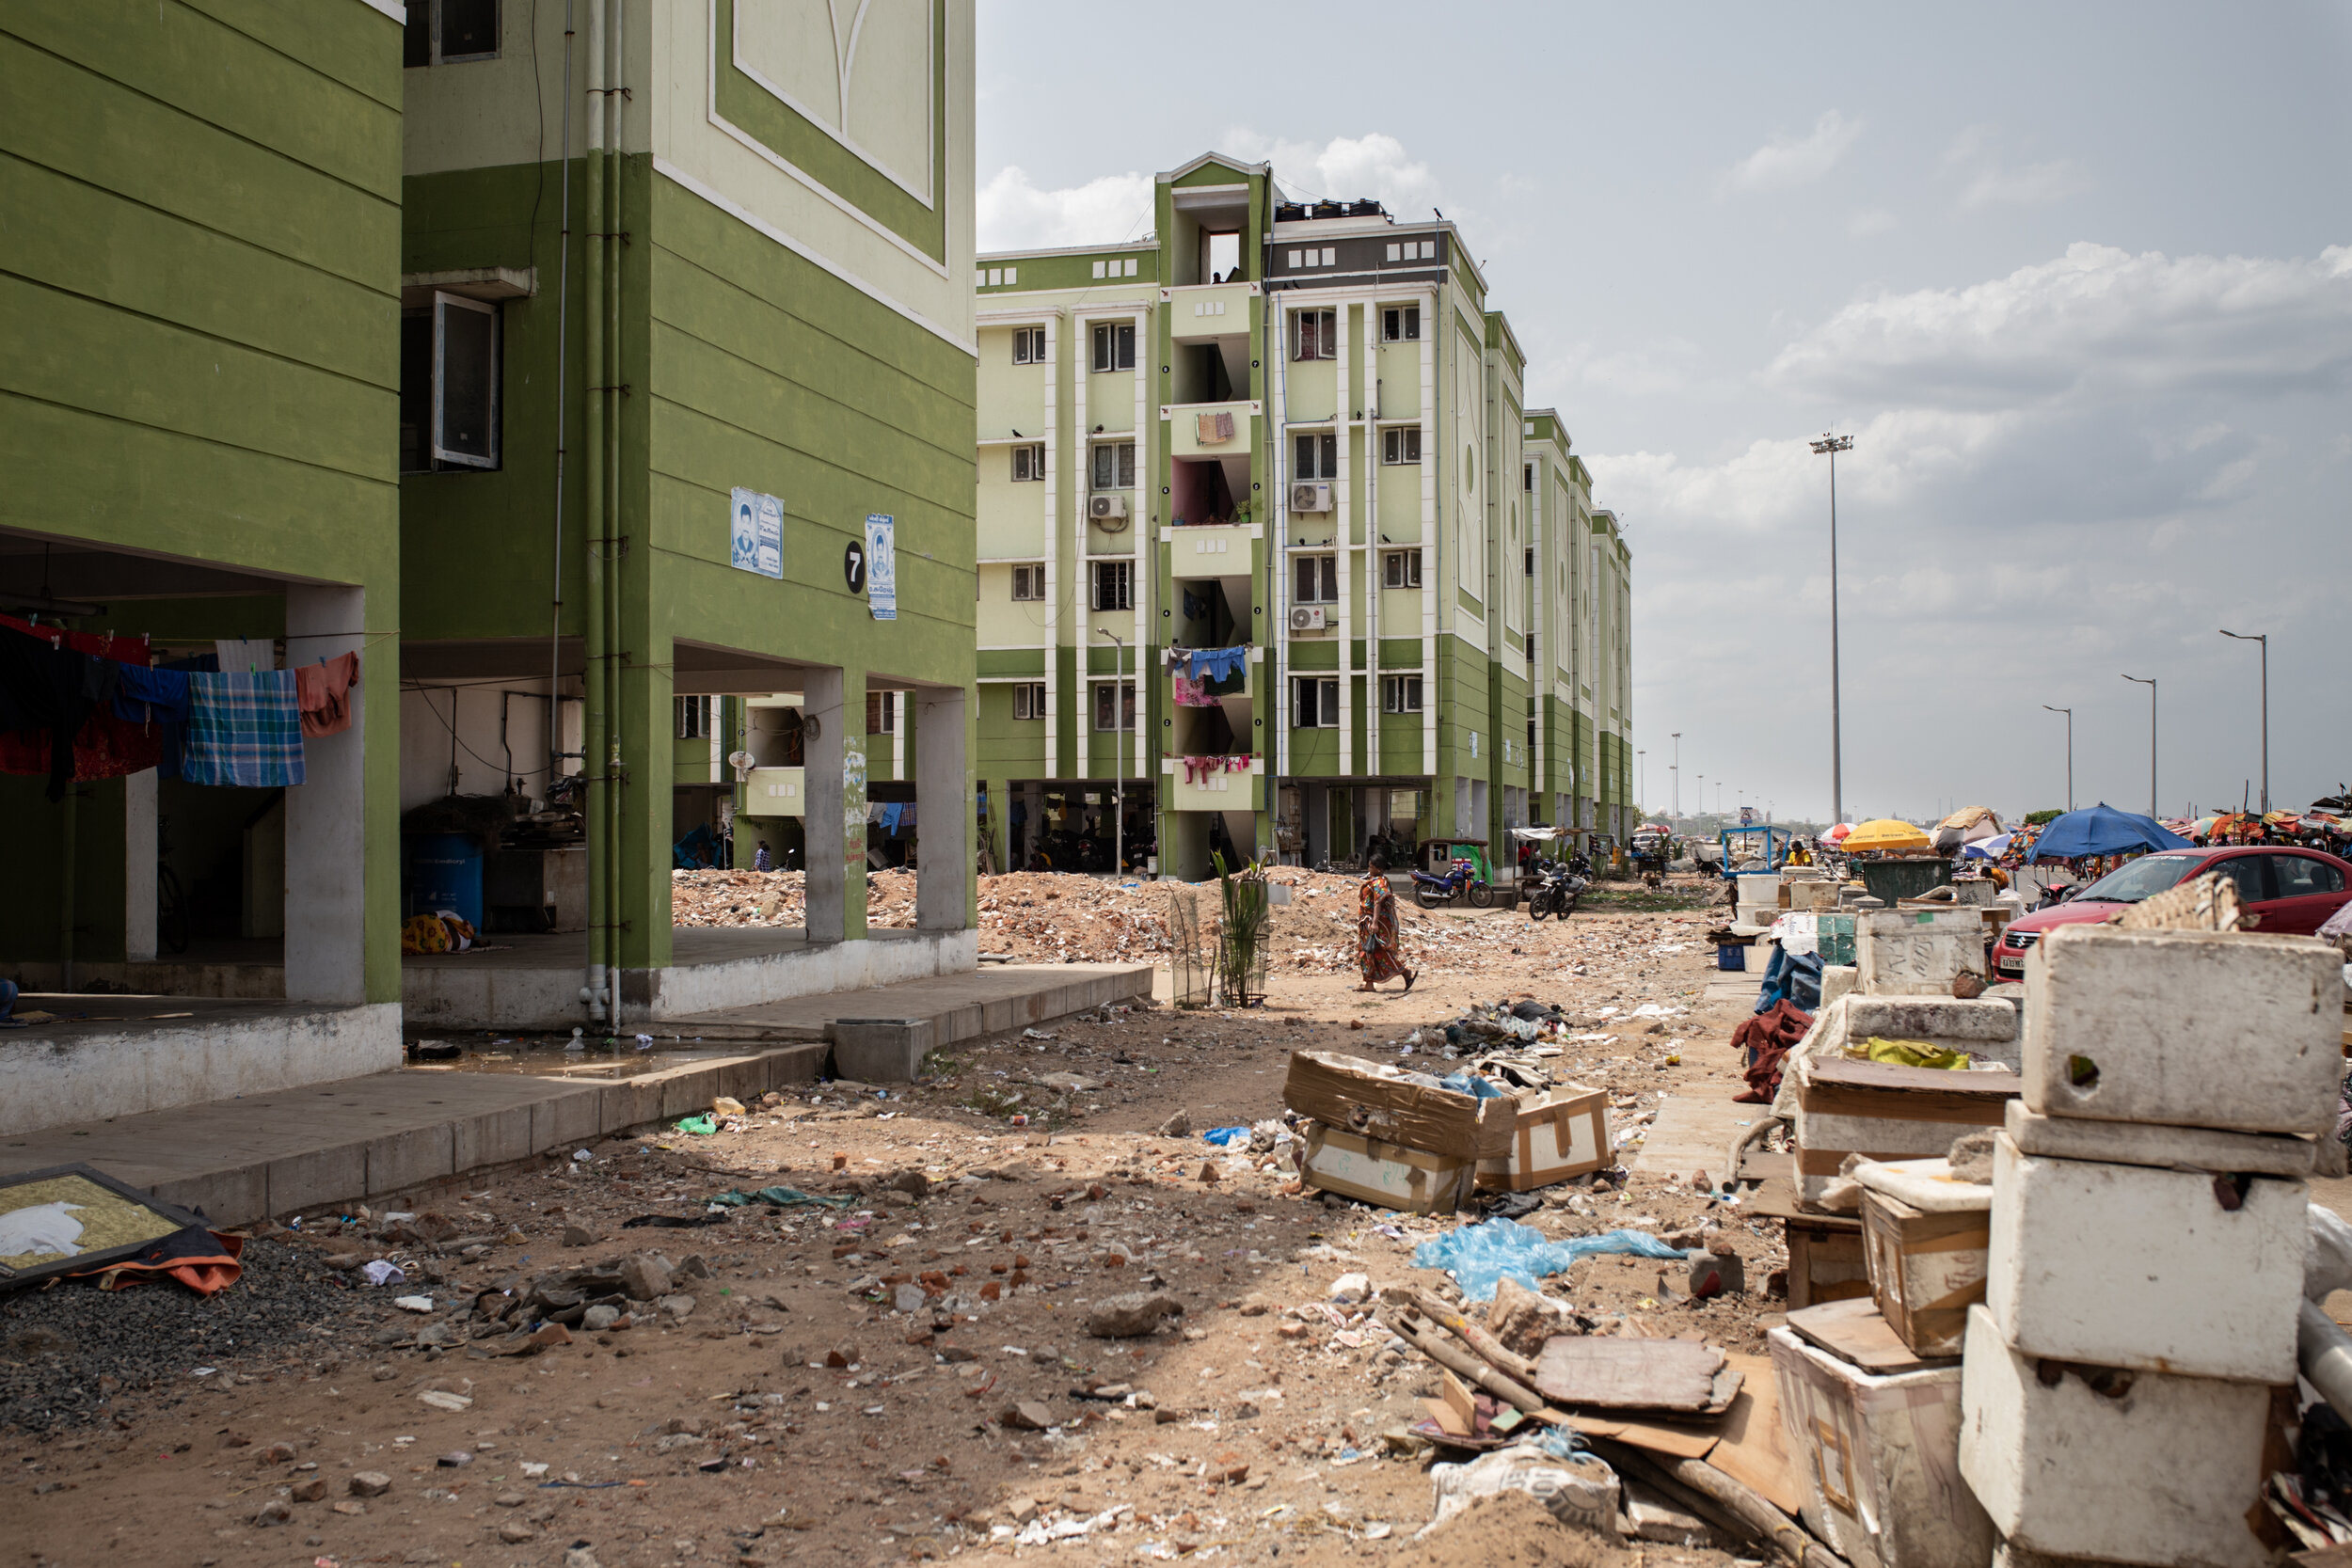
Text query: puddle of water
403 1032 751 1078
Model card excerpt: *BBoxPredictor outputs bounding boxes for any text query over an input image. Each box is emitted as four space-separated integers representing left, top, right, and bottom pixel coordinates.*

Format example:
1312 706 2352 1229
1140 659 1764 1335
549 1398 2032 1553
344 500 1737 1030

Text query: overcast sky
975 1 2352 826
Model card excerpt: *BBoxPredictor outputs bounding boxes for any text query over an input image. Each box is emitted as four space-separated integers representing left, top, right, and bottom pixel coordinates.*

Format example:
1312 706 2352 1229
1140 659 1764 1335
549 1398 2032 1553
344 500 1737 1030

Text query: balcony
1166 752 1261 814
742 767 804 817
1165 400 1259 461
1171 658 1253 706
1164 281 1258 342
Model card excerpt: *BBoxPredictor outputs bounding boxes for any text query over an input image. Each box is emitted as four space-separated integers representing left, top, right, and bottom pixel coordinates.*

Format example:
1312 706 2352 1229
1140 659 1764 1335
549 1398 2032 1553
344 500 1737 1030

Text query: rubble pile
670 868 922 928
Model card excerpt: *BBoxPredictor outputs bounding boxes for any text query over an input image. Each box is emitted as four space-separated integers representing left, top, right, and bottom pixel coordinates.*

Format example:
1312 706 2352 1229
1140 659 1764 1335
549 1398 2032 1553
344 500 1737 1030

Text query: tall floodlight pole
1810 434 1853 828
1096 627 1125 876
2219 630 2269 813
2042 705 2074 812
1670 732 1680 819
2122 674 2156 818
1637 751 1645 815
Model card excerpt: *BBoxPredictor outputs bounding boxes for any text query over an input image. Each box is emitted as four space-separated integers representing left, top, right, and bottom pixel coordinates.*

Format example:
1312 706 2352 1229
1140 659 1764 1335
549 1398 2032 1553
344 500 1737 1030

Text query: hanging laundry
0 625 112 800
1183 645 1248 684
294 650 360 739
214 638 276 673
113 665 189 727
0 613 150 668
1182 590 1207 623
1195 410 1235 446
181 670 304 787
1172 673 1218 707
881 802 905 833
899 802 916 828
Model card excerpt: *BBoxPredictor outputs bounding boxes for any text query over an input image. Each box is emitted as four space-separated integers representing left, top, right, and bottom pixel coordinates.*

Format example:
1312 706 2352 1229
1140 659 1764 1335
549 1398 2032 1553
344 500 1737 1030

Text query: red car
1993 845 2352 981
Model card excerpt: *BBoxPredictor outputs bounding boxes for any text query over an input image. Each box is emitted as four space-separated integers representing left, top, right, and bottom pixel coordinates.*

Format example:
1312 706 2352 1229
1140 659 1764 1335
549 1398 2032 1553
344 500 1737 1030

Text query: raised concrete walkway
0 962 1150 1228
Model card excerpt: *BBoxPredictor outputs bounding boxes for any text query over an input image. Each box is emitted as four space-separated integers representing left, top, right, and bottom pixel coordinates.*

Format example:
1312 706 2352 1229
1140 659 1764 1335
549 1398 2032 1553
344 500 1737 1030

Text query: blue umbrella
2026 803 2192 862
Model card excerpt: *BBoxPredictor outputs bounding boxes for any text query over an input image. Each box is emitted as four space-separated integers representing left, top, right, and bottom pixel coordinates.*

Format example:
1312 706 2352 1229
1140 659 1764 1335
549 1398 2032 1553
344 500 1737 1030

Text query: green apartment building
1524 416 1636 842
972 152 1632 881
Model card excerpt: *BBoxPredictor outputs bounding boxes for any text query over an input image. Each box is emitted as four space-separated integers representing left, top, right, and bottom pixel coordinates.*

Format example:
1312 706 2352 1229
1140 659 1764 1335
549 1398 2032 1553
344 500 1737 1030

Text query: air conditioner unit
1288 606 1327 632
1290 482 1332 513
1087 492 1129 527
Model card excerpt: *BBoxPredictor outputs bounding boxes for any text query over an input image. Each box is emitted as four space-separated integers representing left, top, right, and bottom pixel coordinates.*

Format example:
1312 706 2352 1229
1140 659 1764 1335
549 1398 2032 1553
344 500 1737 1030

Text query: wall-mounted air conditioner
1290 482 1332 513
1087 493 1129 527
1288 606 1327 632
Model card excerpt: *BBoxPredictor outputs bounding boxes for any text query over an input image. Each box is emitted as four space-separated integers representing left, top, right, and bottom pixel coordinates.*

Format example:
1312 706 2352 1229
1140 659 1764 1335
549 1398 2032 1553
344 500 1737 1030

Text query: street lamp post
1637 750 1645 815
2042 705 2074 812
1095 627 1125 876
1696 774 1704 822
2219 630 2269 813
2122 673 2156 818
1670 732 1680 820
1810 433 1853 828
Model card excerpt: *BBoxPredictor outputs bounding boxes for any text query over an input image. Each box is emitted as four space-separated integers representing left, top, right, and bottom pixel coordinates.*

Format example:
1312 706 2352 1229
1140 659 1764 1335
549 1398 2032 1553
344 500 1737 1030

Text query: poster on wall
864 513 897 621
729 488 784 579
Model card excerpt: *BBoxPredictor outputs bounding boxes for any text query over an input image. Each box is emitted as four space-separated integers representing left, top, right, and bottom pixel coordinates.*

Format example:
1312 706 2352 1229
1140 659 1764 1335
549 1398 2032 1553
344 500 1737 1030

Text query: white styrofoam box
1844 994 2023 1067
1820 964 1859 1010
1959 1305 2282 1568
1737 872 1781 902
2022 925 2343 1135
2005 1101 2314 1179
1858 909 1989 996
1984 1132 2306 1383
1768 1325 1993 1568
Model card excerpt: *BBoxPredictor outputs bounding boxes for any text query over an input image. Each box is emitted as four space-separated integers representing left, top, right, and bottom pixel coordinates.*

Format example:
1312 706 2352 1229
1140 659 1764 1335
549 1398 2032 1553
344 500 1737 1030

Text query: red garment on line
0 614 158 784
1731 999 1814 1104
294 650 359 738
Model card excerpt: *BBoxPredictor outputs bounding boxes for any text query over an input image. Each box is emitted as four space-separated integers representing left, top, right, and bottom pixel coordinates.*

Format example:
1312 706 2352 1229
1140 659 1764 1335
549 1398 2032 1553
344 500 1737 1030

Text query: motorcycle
1412 857 1495 910
1525 860 1590 921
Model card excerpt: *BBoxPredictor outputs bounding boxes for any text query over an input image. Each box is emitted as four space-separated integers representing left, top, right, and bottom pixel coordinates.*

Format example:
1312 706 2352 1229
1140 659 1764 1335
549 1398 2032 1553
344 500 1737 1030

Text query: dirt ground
5 887 1781 1568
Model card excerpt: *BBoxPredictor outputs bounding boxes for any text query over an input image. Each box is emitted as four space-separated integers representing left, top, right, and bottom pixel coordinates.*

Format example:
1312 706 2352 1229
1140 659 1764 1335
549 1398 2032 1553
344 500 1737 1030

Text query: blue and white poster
729 487 783 578
864 513 897 621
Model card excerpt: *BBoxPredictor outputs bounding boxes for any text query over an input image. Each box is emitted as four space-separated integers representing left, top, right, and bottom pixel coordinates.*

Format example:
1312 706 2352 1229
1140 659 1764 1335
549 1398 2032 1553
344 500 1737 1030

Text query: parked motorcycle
1525 861 1590 921
1412 857 1495 910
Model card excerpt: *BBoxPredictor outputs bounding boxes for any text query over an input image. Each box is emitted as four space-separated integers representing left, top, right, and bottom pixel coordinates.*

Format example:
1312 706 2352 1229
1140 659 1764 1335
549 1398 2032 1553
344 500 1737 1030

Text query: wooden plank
1533 1337 1728 1413
1745 1175 1862 1227
1707 1352 1803 1516
1567 1417 1719 1460
1786 1297 1956 1374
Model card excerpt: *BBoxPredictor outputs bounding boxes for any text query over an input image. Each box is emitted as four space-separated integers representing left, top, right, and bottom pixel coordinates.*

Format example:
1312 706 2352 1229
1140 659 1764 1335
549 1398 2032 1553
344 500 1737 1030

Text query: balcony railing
1166 752 1260 813
1164 400 1260 460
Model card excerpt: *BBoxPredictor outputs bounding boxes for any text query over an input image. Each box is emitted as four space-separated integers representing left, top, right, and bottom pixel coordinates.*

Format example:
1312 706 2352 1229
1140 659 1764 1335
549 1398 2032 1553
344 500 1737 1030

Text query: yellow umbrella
1842 817 1933 852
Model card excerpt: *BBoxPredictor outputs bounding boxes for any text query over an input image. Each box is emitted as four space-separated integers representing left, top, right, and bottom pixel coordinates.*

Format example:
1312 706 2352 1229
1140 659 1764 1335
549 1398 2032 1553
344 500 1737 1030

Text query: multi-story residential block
971 151 1632 881
1523 414 1634 840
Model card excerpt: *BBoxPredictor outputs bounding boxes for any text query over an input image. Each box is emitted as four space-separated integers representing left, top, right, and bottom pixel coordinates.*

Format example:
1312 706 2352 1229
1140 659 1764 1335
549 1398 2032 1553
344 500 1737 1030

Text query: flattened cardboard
1300 1123 1477 1215
1708 1351 1804 1517
1284 1051 1516 1161
1475 1084 1612 1192
1861 1188 1988 1359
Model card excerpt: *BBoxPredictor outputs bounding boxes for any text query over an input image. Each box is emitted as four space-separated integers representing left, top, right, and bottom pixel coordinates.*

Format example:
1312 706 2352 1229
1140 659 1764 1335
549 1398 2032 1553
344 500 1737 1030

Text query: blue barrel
406 833 485 929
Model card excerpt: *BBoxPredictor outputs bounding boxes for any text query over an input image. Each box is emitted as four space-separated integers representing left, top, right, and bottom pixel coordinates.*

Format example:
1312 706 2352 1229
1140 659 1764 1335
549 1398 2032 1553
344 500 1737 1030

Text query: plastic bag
1202 1126 1251 1146
1420 1444 1619 1540
707 1186 851 1210
675 1115 717 1136
1438 1072 1508 1100
1412 1218 1686 1303
1847 1036 1970 1070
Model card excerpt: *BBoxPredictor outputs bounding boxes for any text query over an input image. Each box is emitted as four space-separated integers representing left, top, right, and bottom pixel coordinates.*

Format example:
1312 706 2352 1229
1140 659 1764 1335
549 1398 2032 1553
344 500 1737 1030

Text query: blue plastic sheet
1202 1126 1251 1146
1438 1072 1508 1100
1411 1219 1686 1303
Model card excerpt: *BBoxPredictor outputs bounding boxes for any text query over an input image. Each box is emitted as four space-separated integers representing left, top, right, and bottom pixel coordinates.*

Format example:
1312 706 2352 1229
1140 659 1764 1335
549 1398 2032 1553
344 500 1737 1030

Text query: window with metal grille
1293 554 1338 604
1380 305 1420 341
1091 680 1136 731
1011 326 1047 364
675 695 712 739
405 0 500 66
866 692 895 734
1381 674 1422 713
1381 427 1421 465
1090 322 1136 372
1010 563 1045 601
1090 560 1132 610
1294 432 1339 479
1090 442 1136 490
1293 309 1336 361
1010 443 1045 482
1382 550 1422 590
1292 676 1340 728
1011 683 1046 721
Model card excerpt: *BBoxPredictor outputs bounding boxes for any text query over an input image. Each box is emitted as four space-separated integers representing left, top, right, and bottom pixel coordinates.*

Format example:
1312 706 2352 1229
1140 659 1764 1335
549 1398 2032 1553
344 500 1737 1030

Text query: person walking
1357 855 1416 993
754 840 773 873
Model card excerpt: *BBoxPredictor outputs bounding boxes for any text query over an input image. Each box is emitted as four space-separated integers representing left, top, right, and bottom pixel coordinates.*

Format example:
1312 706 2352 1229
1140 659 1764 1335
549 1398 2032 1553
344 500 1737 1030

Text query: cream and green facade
972 151 1632 880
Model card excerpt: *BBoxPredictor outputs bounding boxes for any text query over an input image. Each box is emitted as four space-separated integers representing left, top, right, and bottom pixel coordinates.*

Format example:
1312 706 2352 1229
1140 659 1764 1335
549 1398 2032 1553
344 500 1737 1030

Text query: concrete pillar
283 584 366 1003
915 685 969 931
982 775 1010 873
124 768 156 962
802 666 867 942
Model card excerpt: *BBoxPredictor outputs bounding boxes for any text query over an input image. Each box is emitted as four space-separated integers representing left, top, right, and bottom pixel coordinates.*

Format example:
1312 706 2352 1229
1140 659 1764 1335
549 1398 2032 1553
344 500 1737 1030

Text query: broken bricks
1083 1291 1183 1338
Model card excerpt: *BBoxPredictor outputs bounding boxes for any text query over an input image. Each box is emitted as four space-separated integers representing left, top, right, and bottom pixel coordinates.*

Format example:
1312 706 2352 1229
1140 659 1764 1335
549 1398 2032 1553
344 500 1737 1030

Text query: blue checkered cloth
181 670 305 786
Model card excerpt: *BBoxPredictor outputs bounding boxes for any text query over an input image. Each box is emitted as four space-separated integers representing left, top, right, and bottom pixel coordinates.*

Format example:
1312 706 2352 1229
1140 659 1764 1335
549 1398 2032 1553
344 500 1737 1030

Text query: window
1382 549 1422 590
1011 326 1046 364
865 692 897 735
1090 560 1132 610
1293 554 1338 604
1525 547 1535 576
675 696 712 739
1092 681 1136 731
1292 676 1341 728
1294 432 1339 480
1090 322 1136 372
1382 239 1438 262
1283 247 1338 269
1089 258 1140 279
1524 463 1534 492
2213 855 2272 905
1293 309 1336 361
405 0 500 66
1010 563 1044 601
1381 427 1421 465
2276 856 2346 895
1381 674 1423 713
1010 443 1045 482
1090 442 1136 490
1011 682 1046 721
400 293 501 472
1381 305 1420 341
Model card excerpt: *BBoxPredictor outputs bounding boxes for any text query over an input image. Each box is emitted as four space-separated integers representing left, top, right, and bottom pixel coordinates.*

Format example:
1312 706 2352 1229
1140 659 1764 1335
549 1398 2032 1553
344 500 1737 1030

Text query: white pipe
2301 1299 2352 1424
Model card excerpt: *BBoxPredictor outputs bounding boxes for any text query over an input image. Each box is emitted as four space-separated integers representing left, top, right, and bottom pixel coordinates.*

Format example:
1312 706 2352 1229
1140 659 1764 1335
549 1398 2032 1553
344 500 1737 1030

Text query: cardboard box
1283 1050 1516 1161
1475 1085 1612 1192
1788 1215 1872 1308
1860 1188 1988 1359
1300 1122 1477 1214
1768 1323 1994 1568
1792 1057 2020 1206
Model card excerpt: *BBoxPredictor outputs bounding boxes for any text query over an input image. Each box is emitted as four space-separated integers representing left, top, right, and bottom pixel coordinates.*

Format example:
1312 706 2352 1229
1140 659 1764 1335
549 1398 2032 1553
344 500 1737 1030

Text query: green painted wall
0 0 405 998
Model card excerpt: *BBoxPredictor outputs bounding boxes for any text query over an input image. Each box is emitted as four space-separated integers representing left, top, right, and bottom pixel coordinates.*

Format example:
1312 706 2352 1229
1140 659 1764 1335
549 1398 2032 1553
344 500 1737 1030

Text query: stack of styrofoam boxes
1735 871 1781 930
1857 907 1989 995
1960 925 2342 1568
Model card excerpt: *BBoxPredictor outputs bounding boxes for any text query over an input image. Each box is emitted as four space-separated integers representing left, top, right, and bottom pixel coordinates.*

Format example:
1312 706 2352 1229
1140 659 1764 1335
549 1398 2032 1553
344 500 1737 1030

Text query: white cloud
976 165 1153 252
1769 242 2352 408
1942 125 2089 209
1220 130 1443 216
1724 111 1862 194
1847 208 1899 238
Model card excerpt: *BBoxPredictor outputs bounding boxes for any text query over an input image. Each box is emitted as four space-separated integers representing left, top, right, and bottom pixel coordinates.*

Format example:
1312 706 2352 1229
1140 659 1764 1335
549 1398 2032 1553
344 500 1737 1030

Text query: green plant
2025 808 2065 827
1210 850 1270 1006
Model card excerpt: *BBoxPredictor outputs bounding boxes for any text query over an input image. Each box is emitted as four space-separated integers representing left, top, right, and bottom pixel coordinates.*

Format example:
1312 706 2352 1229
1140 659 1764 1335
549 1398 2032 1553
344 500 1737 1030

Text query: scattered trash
571 1149 594 1163
706 1186 853 1210
1411 1219 1685 1303
1202 1126 1251 1146
416 1388 471 1412
393 1295 434 1313
634 1034 655 1052
1422 1445 1621 1539
674 1115 717 1136
359 1260 405 1287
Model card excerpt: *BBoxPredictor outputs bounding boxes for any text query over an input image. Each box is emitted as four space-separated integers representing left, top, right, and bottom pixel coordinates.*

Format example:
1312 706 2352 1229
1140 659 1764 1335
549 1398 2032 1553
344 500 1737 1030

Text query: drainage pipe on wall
548 0 576 857
577 0 609 1023
599 0 627 1030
